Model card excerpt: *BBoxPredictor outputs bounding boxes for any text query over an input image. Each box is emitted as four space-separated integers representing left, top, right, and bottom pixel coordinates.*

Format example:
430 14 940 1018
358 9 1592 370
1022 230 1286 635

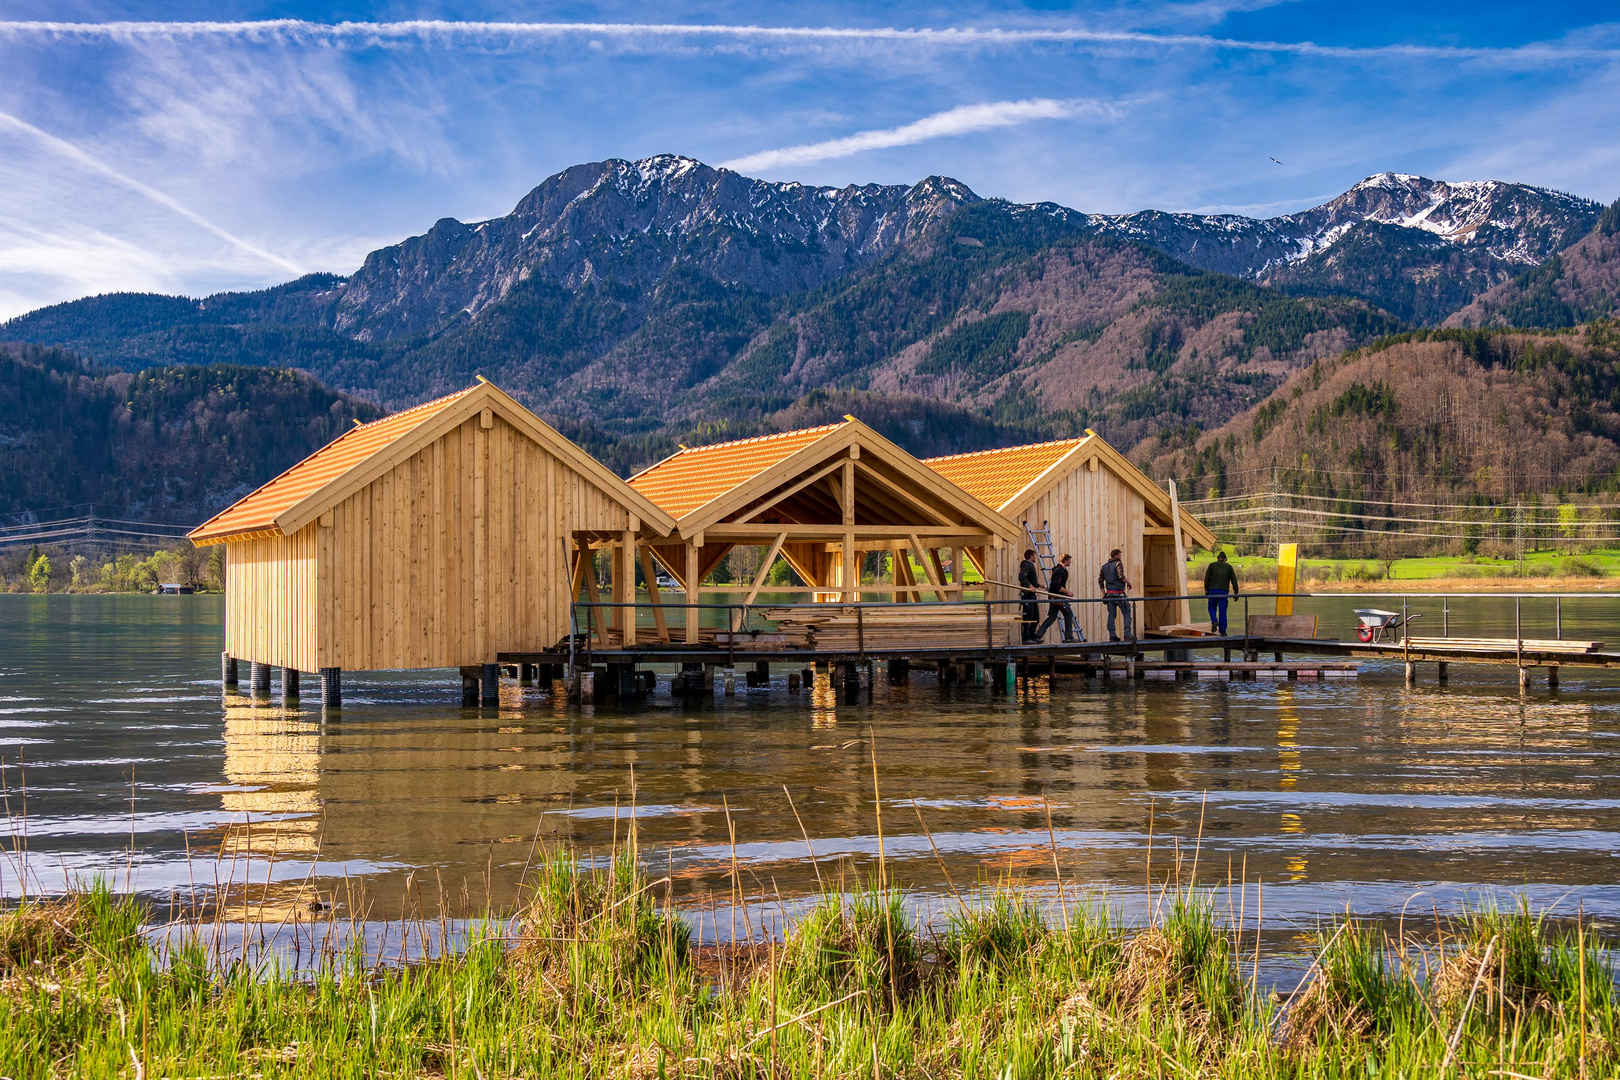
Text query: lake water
4 592 1620 946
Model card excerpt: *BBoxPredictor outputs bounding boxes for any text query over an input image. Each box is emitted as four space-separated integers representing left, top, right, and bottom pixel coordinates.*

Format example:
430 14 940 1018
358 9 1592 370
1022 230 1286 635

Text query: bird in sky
1270 157 1284 165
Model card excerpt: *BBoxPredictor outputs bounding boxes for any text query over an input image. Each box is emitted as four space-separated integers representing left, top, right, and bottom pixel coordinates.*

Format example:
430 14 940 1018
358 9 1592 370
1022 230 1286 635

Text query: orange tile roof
190 387 477 543
627 423 846 518
924 437 1087 511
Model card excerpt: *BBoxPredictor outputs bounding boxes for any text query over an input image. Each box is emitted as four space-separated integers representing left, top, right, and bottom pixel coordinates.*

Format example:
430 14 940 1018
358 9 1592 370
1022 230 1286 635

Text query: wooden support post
1405 662 1416 685
685 542 700 645
1519 666 1531 691
840 660 861 703
281 667 300 699
639 549 670 643
319 667 341 709
250 661 271 697
842 531 856 605
1169 479 1191 626
1437 661 1449 682
480 662 499 706
1548 665 1560 689
582 553 610 645
619 529 637 647
221 652 238 688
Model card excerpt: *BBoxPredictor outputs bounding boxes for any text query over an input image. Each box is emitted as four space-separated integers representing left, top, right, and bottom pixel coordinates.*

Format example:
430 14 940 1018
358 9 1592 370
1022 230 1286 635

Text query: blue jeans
1207 589 1229 635
1105 594 1133 640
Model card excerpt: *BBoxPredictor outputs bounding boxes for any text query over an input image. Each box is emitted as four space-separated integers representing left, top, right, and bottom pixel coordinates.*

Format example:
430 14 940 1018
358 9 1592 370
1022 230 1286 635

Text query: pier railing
565 588 1619 671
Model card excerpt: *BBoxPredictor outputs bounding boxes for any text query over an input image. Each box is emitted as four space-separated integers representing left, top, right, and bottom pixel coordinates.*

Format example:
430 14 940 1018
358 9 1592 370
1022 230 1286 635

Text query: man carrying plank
1035 554 1083 643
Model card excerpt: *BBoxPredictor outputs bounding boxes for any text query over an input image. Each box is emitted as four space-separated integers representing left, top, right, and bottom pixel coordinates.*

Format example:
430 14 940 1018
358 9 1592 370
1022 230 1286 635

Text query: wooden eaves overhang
188 378 677 548
926 430 1217 551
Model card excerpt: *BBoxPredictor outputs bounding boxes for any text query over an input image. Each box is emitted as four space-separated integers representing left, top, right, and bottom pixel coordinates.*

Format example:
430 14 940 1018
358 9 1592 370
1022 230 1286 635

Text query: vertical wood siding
223 527 321 672
225 413 632 671
994 464 1147 644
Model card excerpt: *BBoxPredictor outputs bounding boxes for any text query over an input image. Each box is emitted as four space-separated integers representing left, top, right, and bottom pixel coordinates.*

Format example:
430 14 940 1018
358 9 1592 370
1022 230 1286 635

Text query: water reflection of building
220 700 321 856
215 699 323 919
212 677 1177 916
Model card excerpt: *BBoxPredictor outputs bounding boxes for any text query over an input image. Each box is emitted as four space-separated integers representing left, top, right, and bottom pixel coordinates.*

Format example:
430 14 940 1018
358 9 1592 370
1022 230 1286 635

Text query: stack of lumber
709 627 814 649
761 605 1020 651
1403 636 1604 653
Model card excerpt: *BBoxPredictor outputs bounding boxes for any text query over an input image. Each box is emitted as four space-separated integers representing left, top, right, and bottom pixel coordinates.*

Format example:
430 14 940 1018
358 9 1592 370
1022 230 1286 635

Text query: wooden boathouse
188 379 677 705
623 418 1024 647
926 431 1218 643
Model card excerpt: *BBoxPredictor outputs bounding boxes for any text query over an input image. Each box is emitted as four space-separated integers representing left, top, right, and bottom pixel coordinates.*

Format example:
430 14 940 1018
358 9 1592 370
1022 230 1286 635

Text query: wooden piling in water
281 667 300 699
249 661 271 697
221 652 238 688
319 667 341 708
480 663 499 706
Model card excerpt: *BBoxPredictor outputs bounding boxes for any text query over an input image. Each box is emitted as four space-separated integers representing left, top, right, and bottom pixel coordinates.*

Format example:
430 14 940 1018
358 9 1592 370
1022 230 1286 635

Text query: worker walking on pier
1098 548 1133 642
1203 550 1239 635
1018 549 1042 643
1036 553 1083 643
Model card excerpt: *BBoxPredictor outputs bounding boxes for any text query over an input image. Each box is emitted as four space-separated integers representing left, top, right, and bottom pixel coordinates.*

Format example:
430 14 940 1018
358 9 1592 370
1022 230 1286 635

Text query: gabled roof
925 437 1085 512
190 380 676 546
627 423 845 519
628 418 1021 541
925 431 1217 549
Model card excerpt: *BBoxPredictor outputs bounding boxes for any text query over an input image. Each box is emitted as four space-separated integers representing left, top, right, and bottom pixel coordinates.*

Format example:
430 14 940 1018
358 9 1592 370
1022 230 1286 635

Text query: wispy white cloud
721 98 1123 172
0 19 1614 65
0 109 303 275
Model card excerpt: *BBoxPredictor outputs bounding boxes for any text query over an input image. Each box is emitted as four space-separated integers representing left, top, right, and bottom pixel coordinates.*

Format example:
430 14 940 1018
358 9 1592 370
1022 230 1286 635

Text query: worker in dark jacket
1098 548 1133 642
1018 549 1041 643
1203 550 1239 635
1035 554 1083 643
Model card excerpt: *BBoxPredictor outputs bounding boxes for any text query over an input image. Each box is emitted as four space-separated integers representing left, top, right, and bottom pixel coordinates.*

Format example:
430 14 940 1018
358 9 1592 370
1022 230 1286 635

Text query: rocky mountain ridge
0 156 1610 485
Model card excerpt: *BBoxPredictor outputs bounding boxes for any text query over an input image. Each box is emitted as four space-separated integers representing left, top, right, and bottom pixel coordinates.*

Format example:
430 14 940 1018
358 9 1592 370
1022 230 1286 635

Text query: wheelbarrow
1354 608 1421 643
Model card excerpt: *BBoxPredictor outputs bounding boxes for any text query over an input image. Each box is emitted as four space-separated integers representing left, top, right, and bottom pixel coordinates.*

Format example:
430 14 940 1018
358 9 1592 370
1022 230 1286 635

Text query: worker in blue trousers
1203 550 1239 635
1098 548 1134 642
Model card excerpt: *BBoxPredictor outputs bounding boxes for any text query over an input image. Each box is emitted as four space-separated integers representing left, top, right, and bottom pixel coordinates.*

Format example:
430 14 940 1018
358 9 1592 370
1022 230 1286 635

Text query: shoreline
4 861 1612 1078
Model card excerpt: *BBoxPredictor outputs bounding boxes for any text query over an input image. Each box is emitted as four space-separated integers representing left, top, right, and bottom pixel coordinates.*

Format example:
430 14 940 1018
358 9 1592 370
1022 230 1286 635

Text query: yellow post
1276 543 1298 616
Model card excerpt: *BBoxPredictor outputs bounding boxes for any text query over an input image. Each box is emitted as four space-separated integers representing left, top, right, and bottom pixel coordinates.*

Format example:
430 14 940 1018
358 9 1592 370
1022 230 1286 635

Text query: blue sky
0 1 1617 319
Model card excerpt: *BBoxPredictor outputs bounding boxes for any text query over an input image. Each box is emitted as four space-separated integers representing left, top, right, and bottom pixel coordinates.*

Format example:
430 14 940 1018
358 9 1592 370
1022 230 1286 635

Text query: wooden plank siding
993 464 1147 644
223 413 633 671
223 527 322 673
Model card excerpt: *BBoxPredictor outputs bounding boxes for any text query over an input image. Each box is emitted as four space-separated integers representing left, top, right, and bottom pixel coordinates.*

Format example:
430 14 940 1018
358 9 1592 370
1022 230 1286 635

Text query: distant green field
1190 547 1620 583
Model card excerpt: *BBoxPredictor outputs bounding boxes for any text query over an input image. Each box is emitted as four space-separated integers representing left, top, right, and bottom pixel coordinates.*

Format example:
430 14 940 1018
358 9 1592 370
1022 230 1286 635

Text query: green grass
1192 547 1620 585
3 865 1615 1078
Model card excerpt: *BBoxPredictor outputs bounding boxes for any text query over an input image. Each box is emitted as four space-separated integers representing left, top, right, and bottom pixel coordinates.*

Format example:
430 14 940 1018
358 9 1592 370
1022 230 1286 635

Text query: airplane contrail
0 110 303 275
0 20 1612 64
722 98 1120 172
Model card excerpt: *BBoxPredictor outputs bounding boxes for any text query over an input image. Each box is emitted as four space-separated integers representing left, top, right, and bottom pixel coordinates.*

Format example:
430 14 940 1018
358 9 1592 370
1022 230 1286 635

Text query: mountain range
2 155 1618 519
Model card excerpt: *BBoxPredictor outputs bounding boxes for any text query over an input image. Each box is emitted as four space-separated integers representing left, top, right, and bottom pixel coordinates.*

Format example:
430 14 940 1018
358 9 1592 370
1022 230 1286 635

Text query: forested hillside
1139 322 1620 501
0 344 380 518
